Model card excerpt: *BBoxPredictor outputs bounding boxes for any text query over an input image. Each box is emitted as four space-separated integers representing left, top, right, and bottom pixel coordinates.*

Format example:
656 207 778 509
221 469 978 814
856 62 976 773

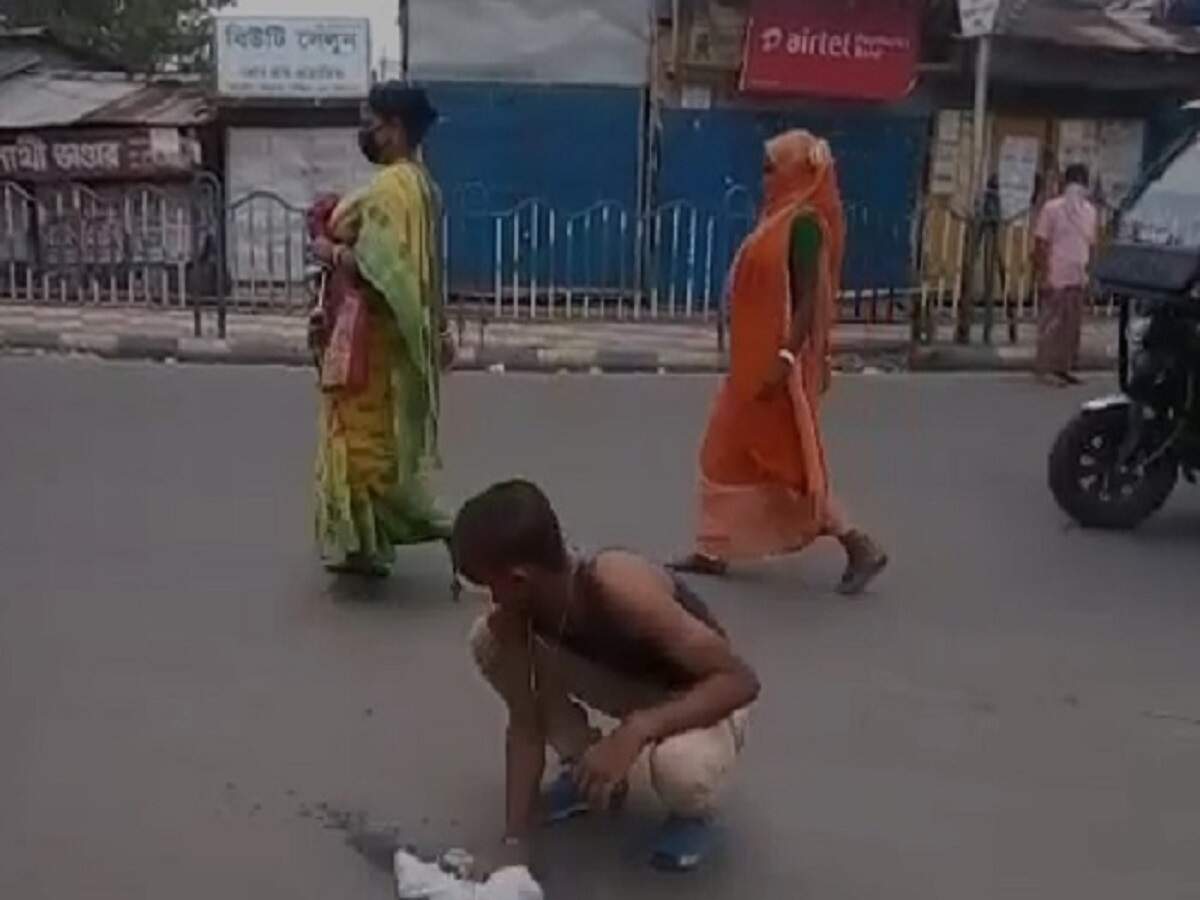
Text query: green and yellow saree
314 160 448 574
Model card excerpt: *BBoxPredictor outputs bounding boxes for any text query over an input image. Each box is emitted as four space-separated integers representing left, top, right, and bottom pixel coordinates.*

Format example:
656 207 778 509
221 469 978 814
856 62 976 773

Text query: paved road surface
3 358 1200 900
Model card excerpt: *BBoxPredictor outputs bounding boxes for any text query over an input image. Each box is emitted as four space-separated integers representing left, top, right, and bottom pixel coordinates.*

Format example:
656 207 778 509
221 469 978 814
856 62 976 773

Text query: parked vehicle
1049 131 1200 528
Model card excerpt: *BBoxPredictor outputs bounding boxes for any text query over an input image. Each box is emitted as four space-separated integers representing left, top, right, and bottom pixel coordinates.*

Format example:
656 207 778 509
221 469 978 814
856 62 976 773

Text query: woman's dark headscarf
368 82 438 148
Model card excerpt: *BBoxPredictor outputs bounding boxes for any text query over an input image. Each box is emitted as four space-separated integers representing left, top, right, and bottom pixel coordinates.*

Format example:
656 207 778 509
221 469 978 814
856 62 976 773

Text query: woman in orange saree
672 130 887 595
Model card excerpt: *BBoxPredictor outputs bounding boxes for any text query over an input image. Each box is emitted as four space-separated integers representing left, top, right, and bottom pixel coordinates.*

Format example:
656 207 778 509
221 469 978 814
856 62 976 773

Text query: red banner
0 129 195 181
740 0 921 101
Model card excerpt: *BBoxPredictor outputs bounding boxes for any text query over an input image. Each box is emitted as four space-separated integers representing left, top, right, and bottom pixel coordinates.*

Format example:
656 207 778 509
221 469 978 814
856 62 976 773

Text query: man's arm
609 560 760 743
1032 204 1053 286
574 553 760 808
486 608 546 843
505 727 545 841
1032 237 1049 286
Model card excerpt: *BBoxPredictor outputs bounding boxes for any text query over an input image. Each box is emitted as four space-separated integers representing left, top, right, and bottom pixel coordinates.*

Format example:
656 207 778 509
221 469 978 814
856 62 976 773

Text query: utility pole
398 0 410 82
970 34 992 218
955 1 1001 344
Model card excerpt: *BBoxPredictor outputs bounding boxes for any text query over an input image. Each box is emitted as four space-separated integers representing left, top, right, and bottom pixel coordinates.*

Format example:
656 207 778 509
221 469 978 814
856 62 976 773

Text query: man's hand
468 837 530 882
574 721 646 811
1032 238 1050 291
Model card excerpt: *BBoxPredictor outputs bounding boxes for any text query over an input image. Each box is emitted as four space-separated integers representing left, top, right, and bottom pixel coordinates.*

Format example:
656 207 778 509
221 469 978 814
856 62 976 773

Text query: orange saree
694 130 846 561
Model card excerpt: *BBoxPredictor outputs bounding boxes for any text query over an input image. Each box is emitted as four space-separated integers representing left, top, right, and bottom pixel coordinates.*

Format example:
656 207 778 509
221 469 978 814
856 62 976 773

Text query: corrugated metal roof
0 73 138 128
995 0 1200 53
0 73 211 129
83 83 211 126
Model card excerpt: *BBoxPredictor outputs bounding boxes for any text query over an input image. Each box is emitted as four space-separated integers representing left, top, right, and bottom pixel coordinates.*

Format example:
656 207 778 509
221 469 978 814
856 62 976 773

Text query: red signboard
0 129 195 181
741 0 921 101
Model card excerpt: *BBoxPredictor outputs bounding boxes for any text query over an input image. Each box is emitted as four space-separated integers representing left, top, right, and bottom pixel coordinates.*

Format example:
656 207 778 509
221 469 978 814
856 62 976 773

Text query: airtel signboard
740 0 922 101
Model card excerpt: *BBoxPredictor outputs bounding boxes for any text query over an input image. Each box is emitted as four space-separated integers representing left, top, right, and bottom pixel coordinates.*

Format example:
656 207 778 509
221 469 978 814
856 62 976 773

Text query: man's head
359 81 438 166
451 480 569 609
1064 163 1090 189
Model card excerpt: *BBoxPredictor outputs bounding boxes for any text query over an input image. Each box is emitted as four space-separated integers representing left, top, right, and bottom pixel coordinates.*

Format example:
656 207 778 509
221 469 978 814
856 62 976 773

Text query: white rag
393 850 543 900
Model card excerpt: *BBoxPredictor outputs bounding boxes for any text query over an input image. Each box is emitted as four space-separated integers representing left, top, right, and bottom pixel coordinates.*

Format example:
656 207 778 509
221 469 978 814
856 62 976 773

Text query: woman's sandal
836 533 888 596
666 553 729 577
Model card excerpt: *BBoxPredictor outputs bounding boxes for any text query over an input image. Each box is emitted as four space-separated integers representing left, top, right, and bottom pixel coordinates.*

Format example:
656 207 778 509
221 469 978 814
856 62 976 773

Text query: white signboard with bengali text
1057 119 1097 172
930 110 964 196
216 16 371 99
1097 120 1145 207
997 135 1040 219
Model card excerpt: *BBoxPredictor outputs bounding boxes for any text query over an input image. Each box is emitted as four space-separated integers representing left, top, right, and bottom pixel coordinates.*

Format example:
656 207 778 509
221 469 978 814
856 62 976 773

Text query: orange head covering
762 129 843 228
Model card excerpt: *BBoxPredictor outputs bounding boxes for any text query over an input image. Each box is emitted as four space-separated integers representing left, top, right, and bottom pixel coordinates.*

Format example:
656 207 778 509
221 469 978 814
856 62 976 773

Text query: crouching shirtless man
451 480 760 874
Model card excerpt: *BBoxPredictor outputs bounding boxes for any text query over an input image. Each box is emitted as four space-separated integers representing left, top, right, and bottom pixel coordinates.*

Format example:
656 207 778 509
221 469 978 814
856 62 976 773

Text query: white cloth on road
393 850 543 900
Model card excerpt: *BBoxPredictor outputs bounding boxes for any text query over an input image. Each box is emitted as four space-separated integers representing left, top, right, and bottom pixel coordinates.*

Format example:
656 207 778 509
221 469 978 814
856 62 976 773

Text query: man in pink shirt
1033 164 1099 385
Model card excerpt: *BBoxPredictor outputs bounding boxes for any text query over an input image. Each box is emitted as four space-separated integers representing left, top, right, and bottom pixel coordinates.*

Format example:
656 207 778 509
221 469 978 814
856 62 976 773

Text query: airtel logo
761 26 854 58
760 25 910 61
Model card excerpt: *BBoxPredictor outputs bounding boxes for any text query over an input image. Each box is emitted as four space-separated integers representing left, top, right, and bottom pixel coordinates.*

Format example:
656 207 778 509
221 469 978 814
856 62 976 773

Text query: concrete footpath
0 303 1118 373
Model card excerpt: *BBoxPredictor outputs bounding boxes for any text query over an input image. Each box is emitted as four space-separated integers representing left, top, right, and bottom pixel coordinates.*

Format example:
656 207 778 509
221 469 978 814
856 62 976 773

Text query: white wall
227 127 375 207
226 127 377 281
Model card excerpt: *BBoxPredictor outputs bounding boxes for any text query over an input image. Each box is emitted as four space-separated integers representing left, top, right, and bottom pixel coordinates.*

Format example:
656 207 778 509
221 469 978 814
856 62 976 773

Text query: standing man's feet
667 553 729 577
837 530 888 595
651 816 715 871
1033 371 1081 388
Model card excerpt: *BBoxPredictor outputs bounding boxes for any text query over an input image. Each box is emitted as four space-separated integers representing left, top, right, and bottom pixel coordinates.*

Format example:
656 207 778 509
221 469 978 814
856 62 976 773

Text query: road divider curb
910 344 1116 372
1 324 1114 374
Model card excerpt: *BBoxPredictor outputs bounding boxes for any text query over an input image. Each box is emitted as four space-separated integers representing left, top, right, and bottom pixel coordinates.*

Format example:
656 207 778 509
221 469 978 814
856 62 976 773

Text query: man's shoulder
1035 197 1064 233
587 549 682 610
1042 196 1067 215
591 548 661 584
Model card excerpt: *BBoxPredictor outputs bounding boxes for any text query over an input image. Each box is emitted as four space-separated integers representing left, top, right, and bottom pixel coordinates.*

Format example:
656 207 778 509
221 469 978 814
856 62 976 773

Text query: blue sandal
543 769 630 824
543 770 591 824
650 816 715 872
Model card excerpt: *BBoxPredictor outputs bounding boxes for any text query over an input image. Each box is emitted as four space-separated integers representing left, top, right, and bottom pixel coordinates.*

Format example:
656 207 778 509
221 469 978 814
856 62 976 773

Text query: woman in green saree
310 83 452 576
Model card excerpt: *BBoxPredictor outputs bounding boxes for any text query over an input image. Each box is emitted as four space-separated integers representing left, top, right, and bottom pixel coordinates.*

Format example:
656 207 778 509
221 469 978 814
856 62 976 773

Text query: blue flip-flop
650 816 715 872
543 769 630 824
543 770 591 824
